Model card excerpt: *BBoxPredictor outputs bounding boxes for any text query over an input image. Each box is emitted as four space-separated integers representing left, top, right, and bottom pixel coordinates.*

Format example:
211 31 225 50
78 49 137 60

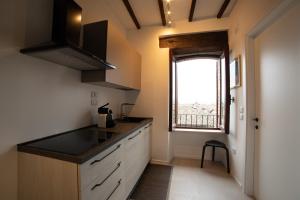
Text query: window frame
163 31 230 134
171 56 223 131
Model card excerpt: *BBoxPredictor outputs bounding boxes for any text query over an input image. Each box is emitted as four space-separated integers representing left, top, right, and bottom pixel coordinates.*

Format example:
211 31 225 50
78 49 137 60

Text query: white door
253 3 300 200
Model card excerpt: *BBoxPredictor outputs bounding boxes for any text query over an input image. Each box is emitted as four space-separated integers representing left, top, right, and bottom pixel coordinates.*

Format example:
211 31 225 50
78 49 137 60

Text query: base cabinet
18 122 152 200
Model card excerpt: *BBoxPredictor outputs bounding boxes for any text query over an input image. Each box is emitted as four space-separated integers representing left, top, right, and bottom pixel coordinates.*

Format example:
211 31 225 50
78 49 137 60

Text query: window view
172 58 224 129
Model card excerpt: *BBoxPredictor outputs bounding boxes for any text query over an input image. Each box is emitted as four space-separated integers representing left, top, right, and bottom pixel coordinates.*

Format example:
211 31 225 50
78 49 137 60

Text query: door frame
244 0 298 196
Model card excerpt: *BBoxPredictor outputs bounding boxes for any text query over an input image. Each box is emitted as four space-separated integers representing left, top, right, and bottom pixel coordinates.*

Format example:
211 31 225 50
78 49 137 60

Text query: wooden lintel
159 31 228 50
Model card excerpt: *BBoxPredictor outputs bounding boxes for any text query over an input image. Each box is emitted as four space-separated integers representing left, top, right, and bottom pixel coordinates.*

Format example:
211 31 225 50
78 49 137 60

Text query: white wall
126 18 231 163
228 0 284 187
0 1 128 200
173 131 226 161
254 3 300 199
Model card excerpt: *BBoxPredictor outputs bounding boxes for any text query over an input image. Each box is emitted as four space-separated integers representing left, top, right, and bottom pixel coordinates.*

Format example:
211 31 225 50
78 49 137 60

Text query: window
171 57 228 131
161 31 230 133
173 58 218 129
171 53 229 131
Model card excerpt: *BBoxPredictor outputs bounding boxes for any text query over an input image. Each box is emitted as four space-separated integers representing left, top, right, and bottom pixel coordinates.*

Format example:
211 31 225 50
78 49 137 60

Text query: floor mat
130 164 173 200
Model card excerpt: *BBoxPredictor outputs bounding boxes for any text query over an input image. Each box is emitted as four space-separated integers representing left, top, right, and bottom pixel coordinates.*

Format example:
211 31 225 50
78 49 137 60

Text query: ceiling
105 0 237 29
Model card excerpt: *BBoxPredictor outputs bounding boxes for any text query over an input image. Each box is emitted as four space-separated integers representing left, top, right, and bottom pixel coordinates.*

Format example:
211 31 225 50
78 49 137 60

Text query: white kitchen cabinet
81 163 123 200
142 123 152 166
123 123 152 198
81 122 152 200
80 143 123 191
79 142 124 200
81 20 141 90
123 129 142 197
18 122 152 200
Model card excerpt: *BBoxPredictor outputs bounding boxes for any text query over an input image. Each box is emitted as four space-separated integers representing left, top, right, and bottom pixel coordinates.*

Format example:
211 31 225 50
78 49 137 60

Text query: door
253 3 300 199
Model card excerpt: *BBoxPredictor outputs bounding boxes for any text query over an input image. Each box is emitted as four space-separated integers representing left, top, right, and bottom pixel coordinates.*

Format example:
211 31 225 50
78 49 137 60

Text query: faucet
120 103 135 119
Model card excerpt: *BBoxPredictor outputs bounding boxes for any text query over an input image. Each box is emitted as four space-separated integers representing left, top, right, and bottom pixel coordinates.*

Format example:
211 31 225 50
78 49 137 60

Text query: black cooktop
25 127 116 156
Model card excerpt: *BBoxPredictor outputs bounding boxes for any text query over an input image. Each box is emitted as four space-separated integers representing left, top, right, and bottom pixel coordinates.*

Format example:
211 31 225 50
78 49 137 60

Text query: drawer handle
105 179 122 200
90 144 121 166
128 131 141 140
144 123 152 129
91 162 121 191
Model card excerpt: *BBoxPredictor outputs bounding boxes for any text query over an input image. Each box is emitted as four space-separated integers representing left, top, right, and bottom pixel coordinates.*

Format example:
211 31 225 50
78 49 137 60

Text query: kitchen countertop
17 118 153 164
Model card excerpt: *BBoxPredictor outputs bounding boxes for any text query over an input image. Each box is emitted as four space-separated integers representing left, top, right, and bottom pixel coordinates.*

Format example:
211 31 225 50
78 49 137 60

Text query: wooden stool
200 140 230 173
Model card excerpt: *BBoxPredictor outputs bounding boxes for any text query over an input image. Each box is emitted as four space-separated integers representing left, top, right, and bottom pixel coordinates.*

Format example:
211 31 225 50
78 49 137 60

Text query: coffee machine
97 103 115 128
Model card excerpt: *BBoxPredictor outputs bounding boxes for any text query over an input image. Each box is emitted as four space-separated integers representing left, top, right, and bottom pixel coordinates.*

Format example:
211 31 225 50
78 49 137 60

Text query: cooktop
25 127 116 156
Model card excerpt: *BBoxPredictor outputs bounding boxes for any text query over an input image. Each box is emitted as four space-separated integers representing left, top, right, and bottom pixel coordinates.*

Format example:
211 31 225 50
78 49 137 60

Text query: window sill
172 128 225 134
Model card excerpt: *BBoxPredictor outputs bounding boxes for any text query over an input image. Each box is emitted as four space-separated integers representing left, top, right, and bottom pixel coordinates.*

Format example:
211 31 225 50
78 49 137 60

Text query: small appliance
97 103 115 128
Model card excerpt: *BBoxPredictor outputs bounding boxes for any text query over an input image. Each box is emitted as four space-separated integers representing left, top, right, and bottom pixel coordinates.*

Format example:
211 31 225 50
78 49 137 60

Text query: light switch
239 113 244 120
239 106 244 113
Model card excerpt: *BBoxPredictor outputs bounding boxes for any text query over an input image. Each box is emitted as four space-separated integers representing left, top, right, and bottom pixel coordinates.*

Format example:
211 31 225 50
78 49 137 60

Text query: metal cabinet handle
91 162 121 191
144 123 152 129
90 144 121 165
128 131 141 140
105 179 122 200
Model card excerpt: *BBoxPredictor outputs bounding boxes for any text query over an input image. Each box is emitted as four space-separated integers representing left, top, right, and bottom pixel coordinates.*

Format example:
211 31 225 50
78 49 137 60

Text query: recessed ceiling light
167 11 171 15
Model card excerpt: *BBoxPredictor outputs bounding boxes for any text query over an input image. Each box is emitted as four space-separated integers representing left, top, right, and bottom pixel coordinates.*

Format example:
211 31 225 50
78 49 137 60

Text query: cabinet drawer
81 161 123 200
80 142 122 190
124 130 142 149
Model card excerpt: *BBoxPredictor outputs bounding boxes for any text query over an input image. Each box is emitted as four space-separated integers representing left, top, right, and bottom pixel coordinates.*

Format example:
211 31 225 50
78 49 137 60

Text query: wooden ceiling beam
122 0 141 29
158 0 166 26
217 0 231 18
188 0 197 22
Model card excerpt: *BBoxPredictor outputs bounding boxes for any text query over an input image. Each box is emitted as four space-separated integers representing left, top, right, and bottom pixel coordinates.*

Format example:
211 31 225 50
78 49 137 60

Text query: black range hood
20 0 116 70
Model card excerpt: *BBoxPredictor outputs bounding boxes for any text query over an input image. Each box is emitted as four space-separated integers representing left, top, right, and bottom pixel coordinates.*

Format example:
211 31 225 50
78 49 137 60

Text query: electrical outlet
91 99 97 106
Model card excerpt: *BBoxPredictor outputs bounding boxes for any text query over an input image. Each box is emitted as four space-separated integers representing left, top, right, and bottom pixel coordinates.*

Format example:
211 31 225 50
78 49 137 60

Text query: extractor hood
20 0 116 70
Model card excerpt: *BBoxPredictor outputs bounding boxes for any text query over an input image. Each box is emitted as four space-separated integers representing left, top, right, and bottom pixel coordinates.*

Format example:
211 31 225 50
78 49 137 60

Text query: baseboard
174 154 201 160
150 159 171 166
232 174 242 188
174 154 225 165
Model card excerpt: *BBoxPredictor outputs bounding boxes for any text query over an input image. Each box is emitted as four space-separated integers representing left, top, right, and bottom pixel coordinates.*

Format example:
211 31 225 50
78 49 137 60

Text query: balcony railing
175 114 222 129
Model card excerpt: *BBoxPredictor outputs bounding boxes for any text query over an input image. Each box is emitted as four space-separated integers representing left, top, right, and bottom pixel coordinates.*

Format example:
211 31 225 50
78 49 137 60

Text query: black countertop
17 118 153 164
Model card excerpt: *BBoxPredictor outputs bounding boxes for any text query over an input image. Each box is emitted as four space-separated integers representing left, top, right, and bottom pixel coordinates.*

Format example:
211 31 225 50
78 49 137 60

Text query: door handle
253 118 259 122
253 118 259 130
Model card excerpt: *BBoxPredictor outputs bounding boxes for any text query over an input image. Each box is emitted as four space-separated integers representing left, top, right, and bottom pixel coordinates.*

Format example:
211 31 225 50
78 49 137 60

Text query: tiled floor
168 158 253 200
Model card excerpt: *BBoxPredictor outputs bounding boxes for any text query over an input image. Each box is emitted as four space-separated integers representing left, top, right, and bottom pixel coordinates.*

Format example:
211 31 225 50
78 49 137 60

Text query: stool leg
201 145 206 168
225 147 230 174
212 146 215 161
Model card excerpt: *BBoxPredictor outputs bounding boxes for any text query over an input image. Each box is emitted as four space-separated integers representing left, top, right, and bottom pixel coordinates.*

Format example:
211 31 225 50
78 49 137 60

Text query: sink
117 117 146 123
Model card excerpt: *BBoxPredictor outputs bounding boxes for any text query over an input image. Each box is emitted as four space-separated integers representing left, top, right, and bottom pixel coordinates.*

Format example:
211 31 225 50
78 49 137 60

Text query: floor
168 158 253 200
130 164 172 200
